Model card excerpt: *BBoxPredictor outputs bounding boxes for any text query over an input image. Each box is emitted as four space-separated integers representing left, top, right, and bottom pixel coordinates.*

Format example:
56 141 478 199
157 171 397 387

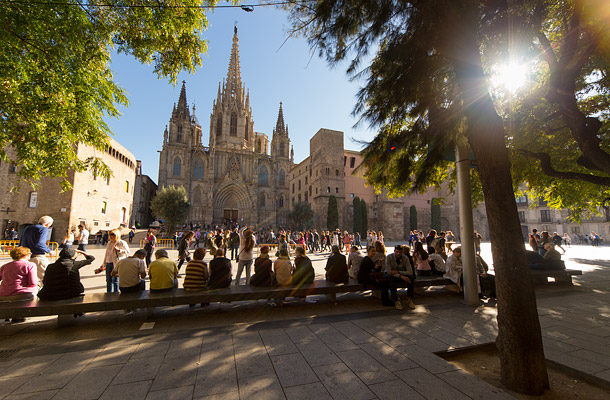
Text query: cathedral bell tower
271 102 291 160
209 27 254 151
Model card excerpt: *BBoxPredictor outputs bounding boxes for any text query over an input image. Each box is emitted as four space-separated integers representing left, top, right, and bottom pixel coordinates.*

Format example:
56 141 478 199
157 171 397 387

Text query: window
106 176 110 185
298 180 301 191
177 126 183 143
257 139 261 153
309 186 312 196
292 183 295 194
106 222 110 227
350 157 355 168
245 119 249 140
298 194 301 203
259 193 266 207
94 221 99 226
518 211 525 222
230 112 237 136
28 191 37 208
216 114 222 137
327 187 330 193
304 192 308 202
516 196 528 205
316 188 318 194
325 168 330 175
173 157 182 176
125 181 129 193
9 163 17 172
305 177 308 185
101 201 107 214
335 187 339 193
279 196 284 208
336 169 339 176
279 142 285 157
121 207 127 223
193 158 205 179
258 165 269 186
344 156 347 166
350 193 354 198
279 169 286 186
540 210 551 223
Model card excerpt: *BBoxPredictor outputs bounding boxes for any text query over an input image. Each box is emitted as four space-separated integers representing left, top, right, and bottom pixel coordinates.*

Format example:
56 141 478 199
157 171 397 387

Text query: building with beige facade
0 138 136 241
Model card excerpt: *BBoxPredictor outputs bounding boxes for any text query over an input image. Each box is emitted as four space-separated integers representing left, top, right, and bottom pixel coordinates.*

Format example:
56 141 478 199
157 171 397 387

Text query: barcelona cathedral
158 28 293 227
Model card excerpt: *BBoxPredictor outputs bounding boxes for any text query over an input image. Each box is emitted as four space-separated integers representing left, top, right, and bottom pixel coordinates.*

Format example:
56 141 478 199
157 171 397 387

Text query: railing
256 243 306 257
0 240 58 259
139 238 176 249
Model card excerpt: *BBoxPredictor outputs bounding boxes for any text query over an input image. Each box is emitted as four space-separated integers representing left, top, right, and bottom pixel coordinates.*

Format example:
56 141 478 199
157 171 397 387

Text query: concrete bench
530 268 582 285
0 276 452 323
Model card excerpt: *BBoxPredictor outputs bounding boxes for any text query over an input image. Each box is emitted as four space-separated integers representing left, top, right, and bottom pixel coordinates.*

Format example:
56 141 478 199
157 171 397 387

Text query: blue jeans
105 263 118 293
234 259 253 285
78 243 87 252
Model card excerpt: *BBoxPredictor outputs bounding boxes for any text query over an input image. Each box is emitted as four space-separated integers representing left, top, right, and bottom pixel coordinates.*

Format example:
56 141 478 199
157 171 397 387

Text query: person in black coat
357 246 402 309
325 245 349 283
293 247 315 286
208 248 232 289
38 248 95 301
250 246 274 287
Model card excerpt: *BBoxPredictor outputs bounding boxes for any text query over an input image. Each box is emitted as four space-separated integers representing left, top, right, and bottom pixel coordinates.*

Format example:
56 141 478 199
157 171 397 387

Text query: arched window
279 142 285 157
245 119 249 141
173 156 181 176
193 158 205 179
216 114 222 137
259 193 266 207
177 126 183 143
258 165 268 186
256 139 261 153
279 169 286 186
279 195 284 208
230 112 237 136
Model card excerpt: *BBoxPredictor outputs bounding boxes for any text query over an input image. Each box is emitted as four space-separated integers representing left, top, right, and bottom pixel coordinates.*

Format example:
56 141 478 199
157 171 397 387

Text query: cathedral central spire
225 27 243 105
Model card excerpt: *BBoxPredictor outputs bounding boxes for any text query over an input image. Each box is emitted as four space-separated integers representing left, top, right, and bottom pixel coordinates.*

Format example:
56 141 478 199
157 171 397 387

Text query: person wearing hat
37 248 95 301
112 249 147 293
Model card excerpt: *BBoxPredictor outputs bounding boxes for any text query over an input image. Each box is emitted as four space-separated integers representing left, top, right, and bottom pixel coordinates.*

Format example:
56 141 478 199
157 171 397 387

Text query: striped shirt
183 260 209 291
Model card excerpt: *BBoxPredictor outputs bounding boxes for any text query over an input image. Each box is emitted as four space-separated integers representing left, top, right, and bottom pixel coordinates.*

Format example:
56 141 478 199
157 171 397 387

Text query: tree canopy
150 185 190 234
288 201 314 231
0 0 218 189
327 195 338 231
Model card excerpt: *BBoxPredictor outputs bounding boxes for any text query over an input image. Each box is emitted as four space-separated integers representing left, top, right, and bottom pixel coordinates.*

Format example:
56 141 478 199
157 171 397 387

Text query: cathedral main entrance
224 209 238 222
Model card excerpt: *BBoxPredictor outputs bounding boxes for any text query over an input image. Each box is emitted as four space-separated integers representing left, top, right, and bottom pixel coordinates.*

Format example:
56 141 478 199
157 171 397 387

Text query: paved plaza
1 243 610 399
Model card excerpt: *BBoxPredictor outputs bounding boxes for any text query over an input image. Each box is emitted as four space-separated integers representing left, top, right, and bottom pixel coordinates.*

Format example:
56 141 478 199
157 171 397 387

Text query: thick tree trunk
446 5 550 395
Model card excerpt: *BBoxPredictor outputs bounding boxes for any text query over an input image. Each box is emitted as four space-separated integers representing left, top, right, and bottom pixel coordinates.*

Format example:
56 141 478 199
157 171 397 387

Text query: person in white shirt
77 224 89 252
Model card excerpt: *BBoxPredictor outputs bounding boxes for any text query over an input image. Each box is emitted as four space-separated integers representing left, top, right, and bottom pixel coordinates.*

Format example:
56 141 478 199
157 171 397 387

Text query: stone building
157 28 293 227
0 139 136 241
131 160 157 229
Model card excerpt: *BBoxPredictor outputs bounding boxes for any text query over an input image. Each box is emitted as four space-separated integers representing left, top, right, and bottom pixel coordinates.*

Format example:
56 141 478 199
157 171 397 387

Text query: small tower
271 102 291 160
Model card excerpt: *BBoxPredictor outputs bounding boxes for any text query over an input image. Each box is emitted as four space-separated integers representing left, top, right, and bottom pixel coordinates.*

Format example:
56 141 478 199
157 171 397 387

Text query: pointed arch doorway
223 196 238 223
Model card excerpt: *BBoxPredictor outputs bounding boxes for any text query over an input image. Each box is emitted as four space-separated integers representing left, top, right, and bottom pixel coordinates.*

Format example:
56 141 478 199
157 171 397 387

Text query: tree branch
519 149 610 186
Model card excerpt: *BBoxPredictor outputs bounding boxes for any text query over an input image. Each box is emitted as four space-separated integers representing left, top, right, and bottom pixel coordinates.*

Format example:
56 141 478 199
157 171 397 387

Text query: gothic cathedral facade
158 29 293 227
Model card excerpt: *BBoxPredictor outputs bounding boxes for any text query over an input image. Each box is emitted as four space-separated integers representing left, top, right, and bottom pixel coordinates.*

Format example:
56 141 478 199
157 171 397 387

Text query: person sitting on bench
0 247 38 307
543 242 566 270
148 249 178 293
112 249 147 293
250 246 273 287
37 248 95 301
325 245 349 284
208 248 232 289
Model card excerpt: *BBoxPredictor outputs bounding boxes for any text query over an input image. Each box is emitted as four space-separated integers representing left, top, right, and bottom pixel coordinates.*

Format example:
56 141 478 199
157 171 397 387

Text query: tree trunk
446 5 550 395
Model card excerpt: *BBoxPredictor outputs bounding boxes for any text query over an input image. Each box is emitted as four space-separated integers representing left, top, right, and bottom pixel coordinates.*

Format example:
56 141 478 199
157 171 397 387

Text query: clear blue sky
106 5 375 182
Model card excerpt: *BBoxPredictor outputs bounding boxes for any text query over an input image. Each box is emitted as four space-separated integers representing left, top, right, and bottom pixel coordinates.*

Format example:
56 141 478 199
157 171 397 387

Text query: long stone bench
0 276 453 322
530 268 582 285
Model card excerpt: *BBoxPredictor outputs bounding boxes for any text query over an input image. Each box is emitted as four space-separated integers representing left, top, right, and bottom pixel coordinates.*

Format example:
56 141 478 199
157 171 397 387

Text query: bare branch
519 149 610 186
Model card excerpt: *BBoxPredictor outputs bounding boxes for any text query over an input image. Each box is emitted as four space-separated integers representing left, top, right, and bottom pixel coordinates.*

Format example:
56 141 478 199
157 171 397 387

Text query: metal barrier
139 238 176 249
0 240 58 259
256 243 306 257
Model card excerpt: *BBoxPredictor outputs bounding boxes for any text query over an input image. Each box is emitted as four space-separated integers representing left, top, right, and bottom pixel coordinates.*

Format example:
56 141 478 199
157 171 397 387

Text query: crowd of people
1 216 502 322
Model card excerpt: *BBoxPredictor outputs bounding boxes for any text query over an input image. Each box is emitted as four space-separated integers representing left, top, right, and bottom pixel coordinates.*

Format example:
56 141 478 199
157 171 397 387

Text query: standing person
38 248 95 301
552 232 566 254
342 231 352 254
354 232 362 249
357 246 403 309
529 229 540 253
235 226 256 285
250 245 274 287
128 228 135 244
229 228 240 260
148 249 178 292
112 249 147 293
194 228 201 249
377 231 384 244
0 247 38 309
563 233 571 248
208 248 232 289
76 224 89 252
474 231 482 255
177 231 195 273
96 229 130 293
19 215 53 283
325 245 349 283
143 228 157 267
62 229 74 249
9 227 18 240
